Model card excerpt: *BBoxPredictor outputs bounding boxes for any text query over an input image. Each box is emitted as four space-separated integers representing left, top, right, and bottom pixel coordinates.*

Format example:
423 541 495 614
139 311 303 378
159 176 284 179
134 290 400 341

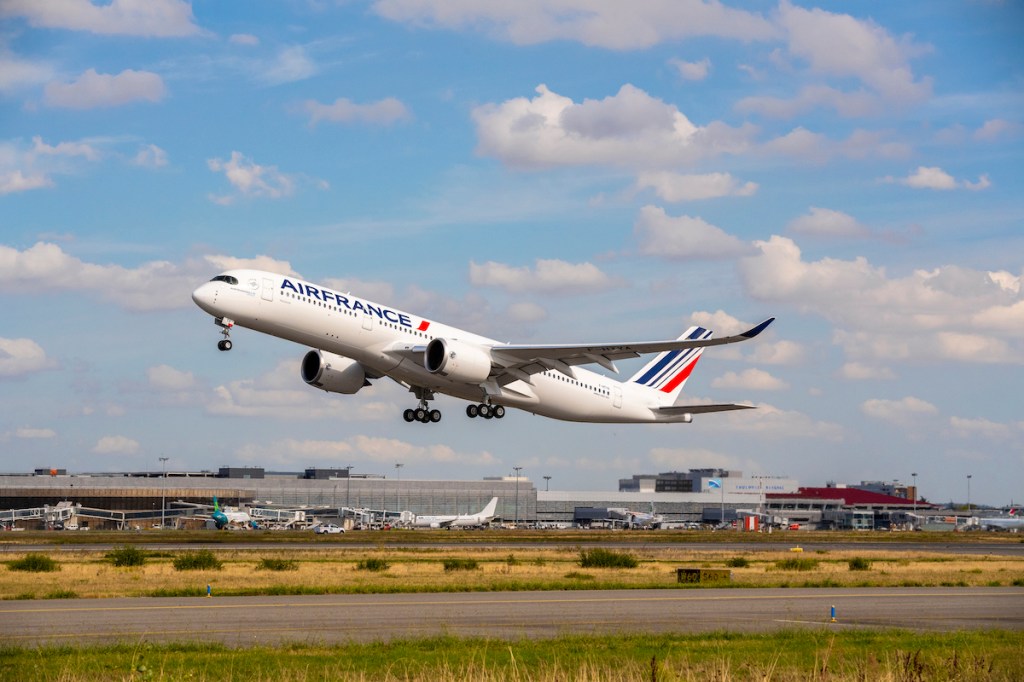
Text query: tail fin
628 326 712 404
480 497 498 519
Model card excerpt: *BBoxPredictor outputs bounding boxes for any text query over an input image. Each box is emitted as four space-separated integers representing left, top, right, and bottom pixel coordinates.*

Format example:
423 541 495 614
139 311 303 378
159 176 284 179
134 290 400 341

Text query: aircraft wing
488 317 774 384
657 404 755 416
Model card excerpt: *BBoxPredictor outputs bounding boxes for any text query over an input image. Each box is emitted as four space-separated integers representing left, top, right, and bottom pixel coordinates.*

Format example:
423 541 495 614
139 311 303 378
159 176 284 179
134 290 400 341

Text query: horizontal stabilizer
658 404 755 416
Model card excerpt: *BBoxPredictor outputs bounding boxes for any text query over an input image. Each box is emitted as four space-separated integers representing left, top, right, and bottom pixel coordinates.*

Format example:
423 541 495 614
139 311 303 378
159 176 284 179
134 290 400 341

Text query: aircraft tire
414 407 428 422
403 409 416 422
217 340 232 351
429 409 442 423
466 404 478 418
493 405 505 419
479 404 492 419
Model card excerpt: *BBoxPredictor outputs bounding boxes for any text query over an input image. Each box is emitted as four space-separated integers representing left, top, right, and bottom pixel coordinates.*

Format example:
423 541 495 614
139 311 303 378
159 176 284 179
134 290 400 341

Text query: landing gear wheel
415 407 428 423
493 405 505 419
429 409 442 423
403 409 416 422
479 404 492 419
466 404 479 418
217 339 232 351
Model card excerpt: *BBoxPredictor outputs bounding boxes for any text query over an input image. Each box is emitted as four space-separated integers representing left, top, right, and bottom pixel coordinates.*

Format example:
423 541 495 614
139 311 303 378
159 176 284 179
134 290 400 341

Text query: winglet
741 317 775 339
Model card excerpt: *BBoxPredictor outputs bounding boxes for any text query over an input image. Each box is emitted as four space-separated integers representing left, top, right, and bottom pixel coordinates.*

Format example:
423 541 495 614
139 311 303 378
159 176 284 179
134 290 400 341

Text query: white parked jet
979 509 1024 531
192 270 773 424
405 497 499 528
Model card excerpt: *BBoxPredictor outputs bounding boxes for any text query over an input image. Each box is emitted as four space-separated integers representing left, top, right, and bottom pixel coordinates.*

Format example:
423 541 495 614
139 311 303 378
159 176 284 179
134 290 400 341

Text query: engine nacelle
424 338 493 384
300 350 369 394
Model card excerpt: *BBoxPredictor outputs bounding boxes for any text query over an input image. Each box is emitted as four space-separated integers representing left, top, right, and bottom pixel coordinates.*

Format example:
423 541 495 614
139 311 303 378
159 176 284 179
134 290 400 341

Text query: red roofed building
764 486 936 530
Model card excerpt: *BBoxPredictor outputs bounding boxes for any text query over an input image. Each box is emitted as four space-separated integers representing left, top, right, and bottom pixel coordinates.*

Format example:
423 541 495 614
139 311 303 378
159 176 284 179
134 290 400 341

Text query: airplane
191 269 774 424
207 497 253 530
978 509 1024 531
404 497 499 529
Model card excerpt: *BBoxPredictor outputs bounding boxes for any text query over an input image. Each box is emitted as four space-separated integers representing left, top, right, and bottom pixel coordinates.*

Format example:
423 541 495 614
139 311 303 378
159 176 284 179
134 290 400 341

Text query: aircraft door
261 278 274 302
613 386 622 409
362 313 373 331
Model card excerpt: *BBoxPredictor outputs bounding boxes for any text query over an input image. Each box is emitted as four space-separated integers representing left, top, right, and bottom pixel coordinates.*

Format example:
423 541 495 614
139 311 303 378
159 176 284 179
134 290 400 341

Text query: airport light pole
159 457 169 529
966 474 972 514
345 465 353 509
912 472 918 518
543 475 551 492
513 466 522 527
395 463 403 518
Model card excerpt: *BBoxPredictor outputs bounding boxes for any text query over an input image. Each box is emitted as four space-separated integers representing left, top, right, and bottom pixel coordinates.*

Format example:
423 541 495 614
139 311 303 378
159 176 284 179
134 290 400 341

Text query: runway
3 587 1021 646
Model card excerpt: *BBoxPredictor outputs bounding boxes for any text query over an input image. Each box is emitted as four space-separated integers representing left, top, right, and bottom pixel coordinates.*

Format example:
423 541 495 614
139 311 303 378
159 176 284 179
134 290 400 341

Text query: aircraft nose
192 282 215 312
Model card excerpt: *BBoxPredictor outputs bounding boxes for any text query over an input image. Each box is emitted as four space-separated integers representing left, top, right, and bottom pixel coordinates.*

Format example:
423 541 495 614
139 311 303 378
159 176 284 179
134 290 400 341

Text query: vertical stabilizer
628 326 712 404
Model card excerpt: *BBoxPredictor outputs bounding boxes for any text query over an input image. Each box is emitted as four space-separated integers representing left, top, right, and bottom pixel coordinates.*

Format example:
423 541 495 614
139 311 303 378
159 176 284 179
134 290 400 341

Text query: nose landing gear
214 317 234 351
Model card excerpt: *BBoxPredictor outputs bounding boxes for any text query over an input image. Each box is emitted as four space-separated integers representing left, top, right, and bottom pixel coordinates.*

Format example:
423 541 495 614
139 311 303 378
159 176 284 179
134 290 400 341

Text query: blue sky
1 1 1021 507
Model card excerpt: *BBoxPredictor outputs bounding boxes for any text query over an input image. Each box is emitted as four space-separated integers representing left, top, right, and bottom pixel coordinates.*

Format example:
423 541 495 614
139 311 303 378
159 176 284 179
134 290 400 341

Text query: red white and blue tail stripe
628 326 712 401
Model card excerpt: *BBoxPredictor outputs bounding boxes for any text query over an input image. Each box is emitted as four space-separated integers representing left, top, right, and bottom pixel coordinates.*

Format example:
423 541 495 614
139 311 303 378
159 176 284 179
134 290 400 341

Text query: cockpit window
210 275 239 285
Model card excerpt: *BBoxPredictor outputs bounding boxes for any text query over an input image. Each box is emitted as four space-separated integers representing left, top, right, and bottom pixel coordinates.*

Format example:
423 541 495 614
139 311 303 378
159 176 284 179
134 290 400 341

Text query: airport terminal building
0 467 921 530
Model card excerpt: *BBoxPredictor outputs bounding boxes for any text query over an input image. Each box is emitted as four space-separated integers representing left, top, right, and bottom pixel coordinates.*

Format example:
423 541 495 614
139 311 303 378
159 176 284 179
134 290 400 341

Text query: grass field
2 544 1023 599
3 630 1022 681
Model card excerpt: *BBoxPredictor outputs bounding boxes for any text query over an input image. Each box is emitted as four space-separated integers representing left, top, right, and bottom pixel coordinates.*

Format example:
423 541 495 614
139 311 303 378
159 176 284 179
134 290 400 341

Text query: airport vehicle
979 509 1024 531
405 497 499 529
192 270 773 424
313 523 346 534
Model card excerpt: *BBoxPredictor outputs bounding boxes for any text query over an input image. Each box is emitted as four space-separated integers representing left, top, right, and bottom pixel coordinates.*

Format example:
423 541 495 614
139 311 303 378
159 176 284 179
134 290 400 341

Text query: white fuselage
192 269 680 423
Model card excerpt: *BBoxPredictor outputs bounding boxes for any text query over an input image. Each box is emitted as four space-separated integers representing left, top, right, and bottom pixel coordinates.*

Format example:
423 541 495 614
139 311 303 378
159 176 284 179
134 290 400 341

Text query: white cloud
147 365 196 391
0 0 202 37
838 362 895 381
948 416 1014 441
668 57 711 81
0 242 293 312
469 258 618 295
737 85 881 118
775 1 931 106
761 127 911 163
787 207 870 238
472 83 754 169
747 340 804 366
634 171 757 202
0 337 54 378
132 144 168 168
0 52 54 93
634 205 754 260
708 402 844 441
886 166 991 191
92 435 140 455
44 69 166 109
15 427 56 439
738 236 1023 364
229 33 260 46
0 170 52 195
711 368 788 391
303 97 412 126
206 151 325 204
262 46 317 85
973 119 1021 142
371 0 777 50
507 301 548 323
861 396 938 427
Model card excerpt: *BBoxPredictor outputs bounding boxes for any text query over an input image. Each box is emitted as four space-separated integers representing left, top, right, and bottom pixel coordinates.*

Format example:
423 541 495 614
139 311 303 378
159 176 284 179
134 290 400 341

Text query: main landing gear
214 317 234 351
466 403 505 420
404 388 441 424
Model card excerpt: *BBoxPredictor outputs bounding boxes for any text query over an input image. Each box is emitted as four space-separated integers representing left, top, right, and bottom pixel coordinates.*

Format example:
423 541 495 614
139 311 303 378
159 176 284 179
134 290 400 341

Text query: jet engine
424 338 493 384
300 350 369 394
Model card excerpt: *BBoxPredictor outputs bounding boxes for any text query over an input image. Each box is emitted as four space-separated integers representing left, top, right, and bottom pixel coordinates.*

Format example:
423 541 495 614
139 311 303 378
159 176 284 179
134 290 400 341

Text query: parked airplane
208 497 253 530
404 497 499 528
979 509 1024 531
192 270 773 424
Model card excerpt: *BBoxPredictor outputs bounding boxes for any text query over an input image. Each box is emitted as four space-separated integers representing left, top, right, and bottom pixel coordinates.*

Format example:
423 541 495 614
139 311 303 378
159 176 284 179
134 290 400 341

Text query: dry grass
2 546 1022 598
